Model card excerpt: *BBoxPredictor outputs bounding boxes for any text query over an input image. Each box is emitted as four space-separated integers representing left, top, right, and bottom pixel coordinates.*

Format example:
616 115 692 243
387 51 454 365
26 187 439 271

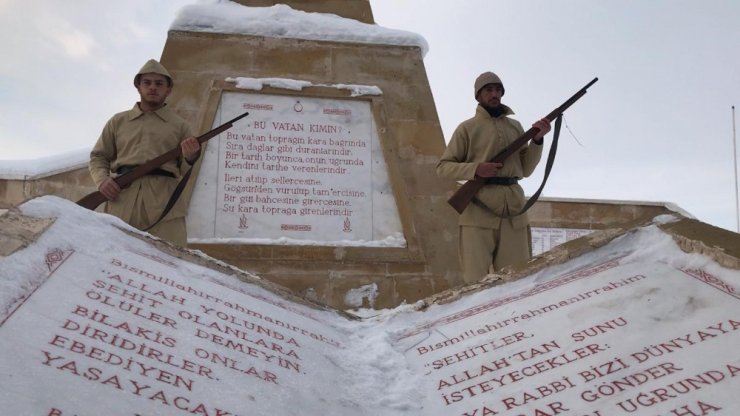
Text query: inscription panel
0 247 351 416
395 257 740 416
531 227 593 256
188 92 404 245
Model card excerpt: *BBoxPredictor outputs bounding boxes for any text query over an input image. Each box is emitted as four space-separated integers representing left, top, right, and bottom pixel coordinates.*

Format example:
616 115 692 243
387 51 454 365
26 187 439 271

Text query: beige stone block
392 275 444 307
390 120 447 158
0 209 54 257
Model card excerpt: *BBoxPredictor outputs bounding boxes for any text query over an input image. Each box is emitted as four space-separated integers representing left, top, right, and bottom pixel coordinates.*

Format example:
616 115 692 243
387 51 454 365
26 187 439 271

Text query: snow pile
0 148 89 180
171 1 429 55
227 76 383 97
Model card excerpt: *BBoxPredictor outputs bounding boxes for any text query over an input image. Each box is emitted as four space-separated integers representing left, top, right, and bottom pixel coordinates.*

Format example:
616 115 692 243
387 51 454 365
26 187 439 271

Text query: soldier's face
136 73 171 107
476 83 503 108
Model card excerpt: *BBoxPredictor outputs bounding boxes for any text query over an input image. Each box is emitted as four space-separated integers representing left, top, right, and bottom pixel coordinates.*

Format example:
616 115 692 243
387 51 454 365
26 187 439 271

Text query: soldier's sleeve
516 120 543 178
178 122 197 176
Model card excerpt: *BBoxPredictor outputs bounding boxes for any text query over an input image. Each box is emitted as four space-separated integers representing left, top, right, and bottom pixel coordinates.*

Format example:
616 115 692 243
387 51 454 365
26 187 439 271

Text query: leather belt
485 177 518 186
116 165 176 178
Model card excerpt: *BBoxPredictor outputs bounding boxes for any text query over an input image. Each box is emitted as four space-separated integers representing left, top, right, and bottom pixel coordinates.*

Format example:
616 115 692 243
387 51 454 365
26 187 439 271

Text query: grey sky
1 1 739 232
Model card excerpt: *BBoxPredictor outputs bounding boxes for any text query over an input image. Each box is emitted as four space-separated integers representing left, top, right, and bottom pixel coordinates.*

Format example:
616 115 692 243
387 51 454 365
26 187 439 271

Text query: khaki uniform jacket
436 105 543 229
89 104 194 227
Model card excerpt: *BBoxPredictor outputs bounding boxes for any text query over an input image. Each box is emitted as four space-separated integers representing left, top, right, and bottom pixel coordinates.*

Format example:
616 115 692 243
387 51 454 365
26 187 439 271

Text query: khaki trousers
105 176 188 247
459 222 530 284
146 217 187 247
127 197 187 247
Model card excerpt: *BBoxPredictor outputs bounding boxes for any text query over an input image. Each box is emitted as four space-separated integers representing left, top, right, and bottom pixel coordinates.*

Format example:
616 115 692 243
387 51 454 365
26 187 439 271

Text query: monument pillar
160 1 460 309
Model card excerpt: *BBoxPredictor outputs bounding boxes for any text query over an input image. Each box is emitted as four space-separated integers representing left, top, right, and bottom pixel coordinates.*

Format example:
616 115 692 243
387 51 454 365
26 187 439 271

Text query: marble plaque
531 227 594 256
188 91 403 245
0 231 355 415
394 252 740 416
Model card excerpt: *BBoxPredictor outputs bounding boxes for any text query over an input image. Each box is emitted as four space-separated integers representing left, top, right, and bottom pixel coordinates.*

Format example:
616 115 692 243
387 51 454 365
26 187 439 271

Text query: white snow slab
0 149 89 180
1 197 739 415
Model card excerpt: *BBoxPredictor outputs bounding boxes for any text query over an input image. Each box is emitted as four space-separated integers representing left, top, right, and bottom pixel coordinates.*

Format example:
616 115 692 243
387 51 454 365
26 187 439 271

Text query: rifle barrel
77 111 249 211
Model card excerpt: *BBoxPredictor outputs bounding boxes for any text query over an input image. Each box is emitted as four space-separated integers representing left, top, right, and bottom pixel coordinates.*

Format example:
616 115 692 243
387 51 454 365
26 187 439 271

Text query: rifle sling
117 165 175 178
472 114 563 219
142 155 198 232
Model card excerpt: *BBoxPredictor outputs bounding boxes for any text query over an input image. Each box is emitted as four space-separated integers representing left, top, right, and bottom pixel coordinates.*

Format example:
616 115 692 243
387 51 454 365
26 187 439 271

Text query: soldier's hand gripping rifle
77 111 250 211
446 78 598 214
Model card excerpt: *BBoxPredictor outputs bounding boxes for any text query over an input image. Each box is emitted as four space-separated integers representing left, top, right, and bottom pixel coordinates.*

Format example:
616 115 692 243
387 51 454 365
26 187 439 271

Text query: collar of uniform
476 103 515 119
128 103 174 122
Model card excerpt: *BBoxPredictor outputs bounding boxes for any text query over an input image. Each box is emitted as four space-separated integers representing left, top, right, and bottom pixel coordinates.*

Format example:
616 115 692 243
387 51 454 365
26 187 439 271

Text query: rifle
446 77 598 214
77 111 250 210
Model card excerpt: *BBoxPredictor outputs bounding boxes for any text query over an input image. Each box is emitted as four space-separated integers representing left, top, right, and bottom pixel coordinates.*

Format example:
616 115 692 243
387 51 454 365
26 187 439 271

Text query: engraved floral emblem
343 217 352 233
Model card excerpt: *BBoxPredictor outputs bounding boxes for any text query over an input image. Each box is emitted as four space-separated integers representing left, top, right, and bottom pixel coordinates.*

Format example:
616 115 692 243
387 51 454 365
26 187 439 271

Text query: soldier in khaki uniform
89 59 200 246
437 72 551 283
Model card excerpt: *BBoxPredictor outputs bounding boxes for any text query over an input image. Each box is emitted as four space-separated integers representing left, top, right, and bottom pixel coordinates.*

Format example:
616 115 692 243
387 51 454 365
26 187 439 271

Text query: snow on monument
1 196 738 415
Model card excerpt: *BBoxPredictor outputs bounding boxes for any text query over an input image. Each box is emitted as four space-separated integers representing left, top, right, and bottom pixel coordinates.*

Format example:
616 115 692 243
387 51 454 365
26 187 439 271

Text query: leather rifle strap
142 159 196 232
472 114 563 218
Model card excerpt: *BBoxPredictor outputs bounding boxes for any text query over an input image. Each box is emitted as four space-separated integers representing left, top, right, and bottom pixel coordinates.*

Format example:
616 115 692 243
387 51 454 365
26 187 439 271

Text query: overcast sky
1 0 739 232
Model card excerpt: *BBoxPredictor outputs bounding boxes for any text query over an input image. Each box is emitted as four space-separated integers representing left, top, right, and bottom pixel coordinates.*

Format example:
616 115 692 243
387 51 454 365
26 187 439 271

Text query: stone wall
529 196 678 229
0 167 96 209
0 166 683 309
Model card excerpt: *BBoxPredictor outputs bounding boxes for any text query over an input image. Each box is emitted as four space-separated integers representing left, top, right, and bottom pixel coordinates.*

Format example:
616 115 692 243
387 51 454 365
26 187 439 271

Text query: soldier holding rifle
88 59 200 247
437 71 551 283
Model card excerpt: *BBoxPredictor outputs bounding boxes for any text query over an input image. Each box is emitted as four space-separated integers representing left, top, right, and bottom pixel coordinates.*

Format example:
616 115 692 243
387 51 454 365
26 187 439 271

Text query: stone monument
157 0 459 309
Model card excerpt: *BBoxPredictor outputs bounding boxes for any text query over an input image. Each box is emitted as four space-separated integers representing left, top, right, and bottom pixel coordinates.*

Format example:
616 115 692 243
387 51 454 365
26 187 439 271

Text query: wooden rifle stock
77 111 250 210
447 77 598 214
